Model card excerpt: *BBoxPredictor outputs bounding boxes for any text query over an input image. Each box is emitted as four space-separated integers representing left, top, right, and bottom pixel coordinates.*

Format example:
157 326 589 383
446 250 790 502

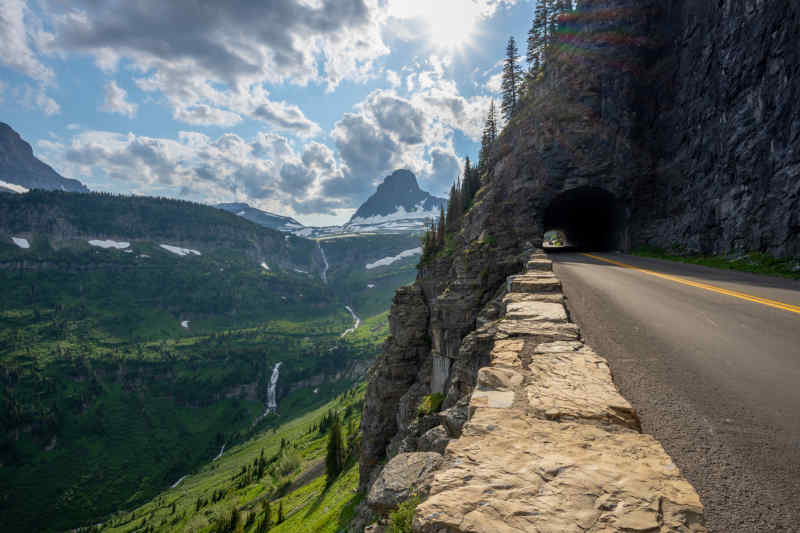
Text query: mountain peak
347 169 446 230
0 122 88 193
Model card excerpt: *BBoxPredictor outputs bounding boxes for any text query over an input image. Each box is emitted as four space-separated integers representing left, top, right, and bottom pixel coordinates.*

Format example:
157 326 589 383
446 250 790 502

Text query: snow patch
160 244 201 256
295 227 314 237
365 247 422 269
237 210 246 216
11 237 30 249
0 180 29 194
367 283 376 288
349 201 439 225
88 239 130 249
261 262 270 271
181 320 190 329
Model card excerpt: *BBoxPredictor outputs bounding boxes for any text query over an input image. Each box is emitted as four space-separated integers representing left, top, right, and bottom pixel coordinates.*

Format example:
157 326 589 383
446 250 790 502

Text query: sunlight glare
390 0 482 50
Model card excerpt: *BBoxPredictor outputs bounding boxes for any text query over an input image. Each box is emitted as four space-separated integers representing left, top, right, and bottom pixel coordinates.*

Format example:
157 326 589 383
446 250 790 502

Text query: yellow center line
581 253 800 316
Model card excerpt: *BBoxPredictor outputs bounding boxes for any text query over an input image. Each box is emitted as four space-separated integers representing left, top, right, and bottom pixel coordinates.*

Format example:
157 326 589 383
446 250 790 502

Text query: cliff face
360 0 799 496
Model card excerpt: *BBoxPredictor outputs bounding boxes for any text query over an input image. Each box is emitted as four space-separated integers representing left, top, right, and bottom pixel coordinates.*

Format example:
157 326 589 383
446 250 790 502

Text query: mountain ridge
0 122 88 193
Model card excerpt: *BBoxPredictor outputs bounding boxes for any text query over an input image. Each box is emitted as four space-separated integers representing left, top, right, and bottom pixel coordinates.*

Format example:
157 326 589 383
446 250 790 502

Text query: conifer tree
461 158 473 213
528 0 551 72
445 182 458 230
277 501 284 523
501 36 522 120
437 206 446 246
325 420 344 482
479 101 498 176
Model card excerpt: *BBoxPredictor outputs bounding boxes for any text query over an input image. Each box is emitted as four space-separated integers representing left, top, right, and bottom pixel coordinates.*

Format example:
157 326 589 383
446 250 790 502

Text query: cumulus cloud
18 84 60 116
100 81 138 118
174 105 242 127
43 0 387 125
38 128 349 216
0 0 54 82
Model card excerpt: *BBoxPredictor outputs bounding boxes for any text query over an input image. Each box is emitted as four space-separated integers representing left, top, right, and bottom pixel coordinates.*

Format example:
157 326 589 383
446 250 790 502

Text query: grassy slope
98 384 368 533
0 238 389 531
632 247 800 280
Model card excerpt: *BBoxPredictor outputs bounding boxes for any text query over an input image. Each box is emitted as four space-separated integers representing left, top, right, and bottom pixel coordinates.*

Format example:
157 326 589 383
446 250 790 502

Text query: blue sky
0 0 535 225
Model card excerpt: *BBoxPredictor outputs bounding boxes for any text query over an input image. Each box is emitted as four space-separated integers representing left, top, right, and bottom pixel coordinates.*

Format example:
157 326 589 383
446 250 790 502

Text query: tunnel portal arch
543 186 627 251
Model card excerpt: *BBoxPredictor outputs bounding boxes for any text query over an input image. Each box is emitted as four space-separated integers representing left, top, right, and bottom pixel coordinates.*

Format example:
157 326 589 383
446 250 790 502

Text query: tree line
420 1 575 262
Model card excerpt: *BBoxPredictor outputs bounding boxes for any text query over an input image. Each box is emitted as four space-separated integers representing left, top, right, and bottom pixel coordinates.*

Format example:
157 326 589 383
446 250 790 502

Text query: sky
0 0 535 225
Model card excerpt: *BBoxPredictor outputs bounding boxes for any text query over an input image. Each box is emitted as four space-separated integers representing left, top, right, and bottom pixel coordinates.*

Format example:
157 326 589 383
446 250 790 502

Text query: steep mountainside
0 192 392 531
0 123 88 193
217 202 305 232
344 169 446 233
359 1 800 531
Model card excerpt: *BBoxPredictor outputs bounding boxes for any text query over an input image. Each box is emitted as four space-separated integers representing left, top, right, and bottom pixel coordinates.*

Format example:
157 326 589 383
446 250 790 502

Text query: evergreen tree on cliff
325 420 345 483
478 101 498 177
502 36 522 120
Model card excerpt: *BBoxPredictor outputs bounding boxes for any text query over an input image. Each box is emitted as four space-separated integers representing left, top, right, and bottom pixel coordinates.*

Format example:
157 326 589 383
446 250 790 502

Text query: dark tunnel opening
543 187 626 251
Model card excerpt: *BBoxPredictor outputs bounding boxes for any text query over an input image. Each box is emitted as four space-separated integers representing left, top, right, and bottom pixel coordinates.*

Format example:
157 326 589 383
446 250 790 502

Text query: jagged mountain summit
0 122 88 193
344 169 446 233
217 202 304 232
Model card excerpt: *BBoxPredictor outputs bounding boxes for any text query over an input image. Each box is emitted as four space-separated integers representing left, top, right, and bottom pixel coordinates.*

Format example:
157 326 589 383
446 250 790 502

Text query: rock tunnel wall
358 0 800 518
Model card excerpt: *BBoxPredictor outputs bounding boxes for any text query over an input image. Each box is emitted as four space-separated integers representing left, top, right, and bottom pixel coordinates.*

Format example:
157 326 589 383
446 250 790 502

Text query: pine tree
277 501 284 523
501 36 522 121
445 182 457 230
325 420 344 482
437 206 446 246
487 100 497 145
461 158 473 214
529 0 551 72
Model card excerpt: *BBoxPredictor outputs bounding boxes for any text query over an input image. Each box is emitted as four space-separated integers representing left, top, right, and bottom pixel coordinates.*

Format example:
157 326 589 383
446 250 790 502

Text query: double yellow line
582 253 800 316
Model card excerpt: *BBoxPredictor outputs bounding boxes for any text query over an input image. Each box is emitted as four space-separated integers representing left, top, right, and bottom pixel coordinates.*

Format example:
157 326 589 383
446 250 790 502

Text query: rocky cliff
358 0 798 530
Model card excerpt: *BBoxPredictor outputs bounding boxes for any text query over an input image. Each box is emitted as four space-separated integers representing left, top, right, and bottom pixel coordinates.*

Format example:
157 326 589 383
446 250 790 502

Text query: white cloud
485 72 503 93
0 0 54 82
173 105 241 127
100 80 138 118
38 128 348 217
385 69 401 88
0 81 5 103
45 0 388 124
18 84 60 116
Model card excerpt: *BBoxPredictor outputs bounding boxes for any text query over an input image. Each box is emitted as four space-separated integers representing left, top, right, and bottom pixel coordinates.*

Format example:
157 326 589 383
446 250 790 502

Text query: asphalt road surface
551 252 800 533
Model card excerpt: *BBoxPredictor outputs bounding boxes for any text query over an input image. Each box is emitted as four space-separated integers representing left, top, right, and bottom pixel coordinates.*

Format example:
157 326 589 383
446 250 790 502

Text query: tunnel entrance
543 187 626 251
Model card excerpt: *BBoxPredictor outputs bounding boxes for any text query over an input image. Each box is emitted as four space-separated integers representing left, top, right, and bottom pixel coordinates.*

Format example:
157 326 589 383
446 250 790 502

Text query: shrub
417 393 445 417
388 494 421 533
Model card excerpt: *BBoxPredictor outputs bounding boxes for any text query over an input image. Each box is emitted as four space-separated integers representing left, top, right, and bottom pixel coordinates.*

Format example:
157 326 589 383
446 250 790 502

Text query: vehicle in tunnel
543 229 569 249
542 186 626 252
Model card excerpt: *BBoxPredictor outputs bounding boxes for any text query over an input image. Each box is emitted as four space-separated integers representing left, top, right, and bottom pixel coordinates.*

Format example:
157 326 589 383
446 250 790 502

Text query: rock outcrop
359 0 797 530
413 253 705 532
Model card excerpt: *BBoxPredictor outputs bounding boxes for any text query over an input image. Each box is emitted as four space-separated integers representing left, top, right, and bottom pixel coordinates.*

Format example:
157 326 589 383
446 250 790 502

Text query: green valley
0 191 405 531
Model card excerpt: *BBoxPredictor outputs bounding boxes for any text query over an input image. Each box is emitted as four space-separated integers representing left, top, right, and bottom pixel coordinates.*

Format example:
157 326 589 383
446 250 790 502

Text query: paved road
551 253 800 533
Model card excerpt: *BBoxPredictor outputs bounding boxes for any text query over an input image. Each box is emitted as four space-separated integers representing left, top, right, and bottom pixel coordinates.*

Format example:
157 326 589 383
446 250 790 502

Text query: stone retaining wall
412 251 706 533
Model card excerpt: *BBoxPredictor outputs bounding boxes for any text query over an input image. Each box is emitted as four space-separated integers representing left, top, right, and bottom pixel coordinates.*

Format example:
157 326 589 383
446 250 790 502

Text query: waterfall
340 305 361 338
213 444 225 461
318 241 329 284
170 475 187 489
264 362 282 415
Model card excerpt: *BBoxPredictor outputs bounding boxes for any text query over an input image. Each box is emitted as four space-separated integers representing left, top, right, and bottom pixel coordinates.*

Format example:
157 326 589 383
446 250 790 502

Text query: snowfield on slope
11 237 30 249
89 239 130 249
160 244 201 256
0 180 29 193
365 247 422 269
